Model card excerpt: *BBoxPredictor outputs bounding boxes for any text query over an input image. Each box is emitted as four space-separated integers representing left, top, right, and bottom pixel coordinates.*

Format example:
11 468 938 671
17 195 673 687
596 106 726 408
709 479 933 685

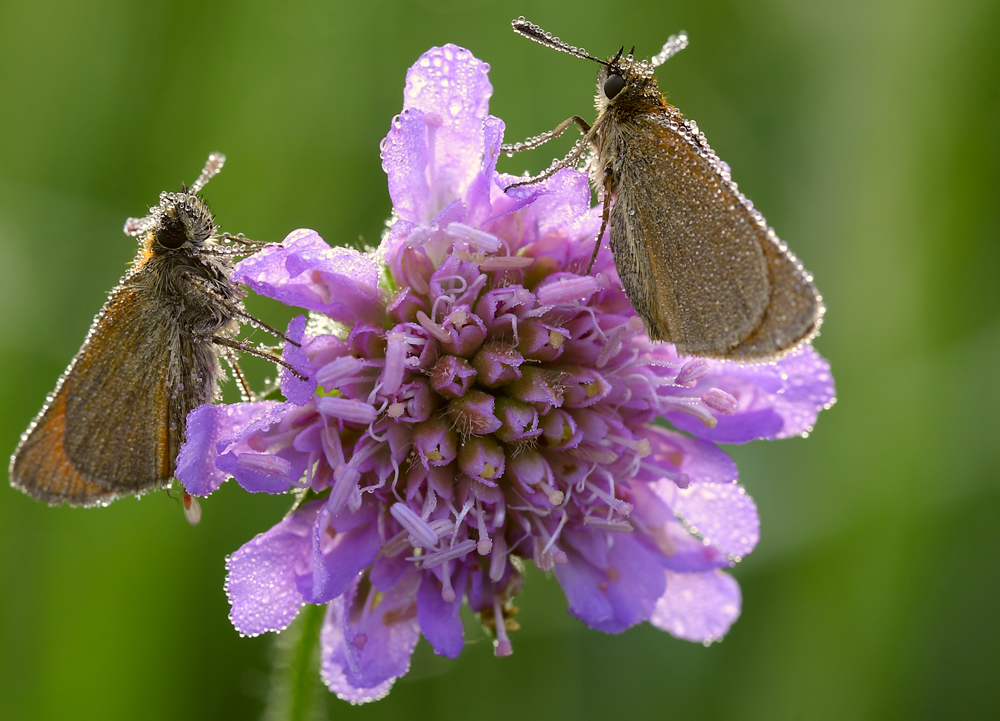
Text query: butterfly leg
500 115 592 154
220 347 254 402
586 174 615 274
504 136 592 190
219 232 272 248
208 336 308 381
231 309 302 347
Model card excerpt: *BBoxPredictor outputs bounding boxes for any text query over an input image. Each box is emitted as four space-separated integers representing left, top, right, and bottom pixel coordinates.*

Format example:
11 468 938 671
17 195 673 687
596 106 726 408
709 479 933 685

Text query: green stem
263 603 327 721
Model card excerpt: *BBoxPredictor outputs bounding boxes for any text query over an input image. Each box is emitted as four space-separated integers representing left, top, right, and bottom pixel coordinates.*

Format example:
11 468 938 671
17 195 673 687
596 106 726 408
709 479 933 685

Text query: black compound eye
604 73 626 99
155 216 188 249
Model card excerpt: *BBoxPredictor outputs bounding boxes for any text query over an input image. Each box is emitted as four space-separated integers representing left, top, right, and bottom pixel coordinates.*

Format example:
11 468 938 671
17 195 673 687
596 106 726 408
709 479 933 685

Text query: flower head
177 44 835 703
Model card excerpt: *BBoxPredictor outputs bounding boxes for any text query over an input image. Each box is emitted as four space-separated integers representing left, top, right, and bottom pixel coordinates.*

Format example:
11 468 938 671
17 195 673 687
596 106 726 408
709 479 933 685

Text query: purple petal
655 481 760 559
627 483 732 573
225 501 321 636
370 553 410 592
281 315 317 405
767 345 836 437
399 45 492 218
215 402 310 493
658 519 734 573
650 569 742 643
668 345 835 443
320 569 421 702
669 407 785 444
380 109 432 222
307 502 383 603
554 530 666 633
417 565 467 658
463 115 505 227
232 229 382 325
637 426 739 486
519 168 592 239
176 401 278 496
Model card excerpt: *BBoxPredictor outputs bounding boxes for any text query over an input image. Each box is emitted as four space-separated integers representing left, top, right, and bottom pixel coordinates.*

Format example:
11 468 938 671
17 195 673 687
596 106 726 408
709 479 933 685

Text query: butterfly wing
10 281 176 506
607 108 822 360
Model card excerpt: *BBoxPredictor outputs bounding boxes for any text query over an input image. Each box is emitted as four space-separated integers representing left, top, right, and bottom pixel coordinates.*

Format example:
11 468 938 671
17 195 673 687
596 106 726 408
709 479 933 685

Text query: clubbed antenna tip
190 152 226 194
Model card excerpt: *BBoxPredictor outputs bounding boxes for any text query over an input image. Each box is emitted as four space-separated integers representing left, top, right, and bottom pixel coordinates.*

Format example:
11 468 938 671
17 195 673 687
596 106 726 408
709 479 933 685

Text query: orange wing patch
10 389 118 507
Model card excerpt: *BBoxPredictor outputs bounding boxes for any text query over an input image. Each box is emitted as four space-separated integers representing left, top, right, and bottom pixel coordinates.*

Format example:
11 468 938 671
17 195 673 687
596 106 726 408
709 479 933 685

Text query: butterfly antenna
512 17 610 66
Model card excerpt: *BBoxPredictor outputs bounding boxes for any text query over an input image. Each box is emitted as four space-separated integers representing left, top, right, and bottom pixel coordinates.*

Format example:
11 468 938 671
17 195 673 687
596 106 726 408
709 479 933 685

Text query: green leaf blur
1 0 997 719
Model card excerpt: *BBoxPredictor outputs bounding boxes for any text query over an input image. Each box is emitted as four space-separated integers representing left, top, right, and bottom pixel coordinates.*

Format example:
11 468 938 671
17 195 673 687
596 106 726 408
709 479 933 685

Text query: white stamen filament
417 539 478 569
446 222 502 253
236 453 292 478
316 396 378 425
584 516 634 532
480 255 533 270
416 310 451 342
493 596 513 657
390 502 439 548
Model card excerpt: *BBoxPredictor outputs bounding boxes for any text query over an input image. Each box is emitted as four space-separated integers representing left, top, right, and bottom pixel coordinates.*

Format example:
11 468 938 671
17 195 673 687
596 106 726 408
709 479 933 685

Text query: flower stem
263 603 326 721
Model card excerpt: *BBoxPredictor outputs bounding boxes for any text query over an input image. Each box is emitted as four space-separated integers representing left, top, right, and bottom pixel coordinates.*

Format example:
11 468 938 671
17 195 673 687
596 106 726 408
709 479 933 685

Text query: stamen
382 332 407 395
532 535 554 571
639 461 691 489
429 518 454 538
583 516 634 532
605 434 652 457
417 539 478 569
440 561 456 603
584 476 632 515
328 464 361 515
674 358 709 387
493 595 513 657
702 388 739 415
452 497 475 541
316 396 378 425
390 502 440 548
480 256 534 271
665 398 718 428
537 481 564 506
596 323 627 368
489 533 508 582
382 529 412 557
446 222 502 253
476 497 493 555
236 453 292 478
316 356 364 391
541 511 569 555
416 310 451 342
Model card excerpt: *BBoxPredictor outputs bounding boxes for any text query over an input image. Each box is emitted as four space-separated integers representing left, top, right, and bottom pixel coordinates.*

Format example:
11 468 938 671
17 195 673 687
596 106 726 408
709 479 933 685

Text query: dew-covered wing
10 282 175 504
607 109 821 359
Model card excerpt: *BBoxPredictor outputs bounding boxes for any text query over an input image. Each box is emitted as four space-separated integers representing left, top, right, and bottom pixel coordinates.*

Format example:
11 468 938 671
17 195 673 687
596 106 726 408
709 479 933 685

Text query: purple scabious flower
177 45 835 703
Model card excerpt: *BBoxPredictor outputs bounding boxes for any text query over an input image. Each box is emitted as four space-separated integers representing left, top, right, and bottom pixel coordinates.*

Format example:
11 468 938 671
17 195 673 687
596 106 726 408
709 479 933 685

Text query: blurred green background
2 0 998 718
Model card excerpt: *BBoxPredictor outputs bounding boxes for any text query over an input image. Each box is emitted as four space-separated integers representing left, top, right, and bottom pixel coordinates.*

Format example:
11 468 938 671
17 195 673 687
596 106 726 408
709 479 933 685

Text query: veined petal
225 501 321 636
320 569 421 702
650 569 742 643
176 401 278 496
233 229 382 325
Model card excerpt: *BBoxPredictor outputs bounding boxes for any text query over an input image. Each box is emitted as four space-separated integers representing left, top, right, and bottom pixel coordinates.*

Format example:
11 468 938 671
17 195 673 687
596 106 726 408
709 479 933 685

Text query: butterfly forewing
61 283 176 489
10 386 120 506
11 277 183 505
608 109 772 355
606 100 821 359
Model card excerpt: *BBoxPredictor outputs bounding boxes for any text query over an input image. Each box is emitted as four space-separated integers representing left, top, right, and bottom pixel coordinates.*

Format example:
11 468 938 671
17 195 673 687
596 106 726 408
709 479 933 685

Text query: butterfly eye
603 74 626 99
155 216 188 249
